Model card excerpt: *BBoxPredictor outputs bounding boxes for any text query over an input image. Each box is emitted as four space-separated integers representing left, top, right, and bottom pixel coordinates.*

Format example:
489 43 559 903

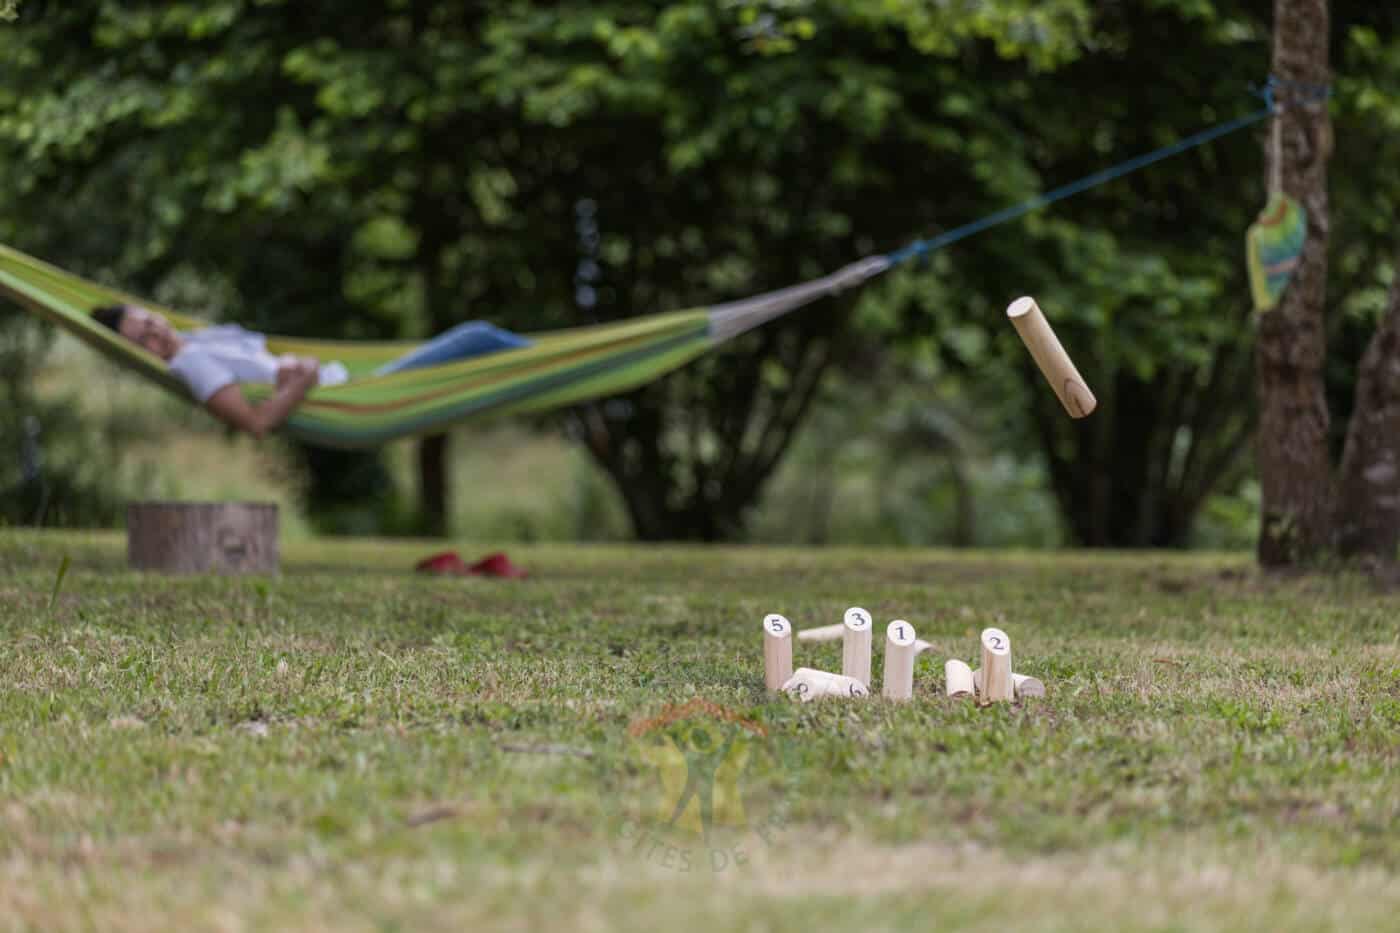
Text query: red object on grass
414 550 527 578
415 551 468 575
465 551 528 578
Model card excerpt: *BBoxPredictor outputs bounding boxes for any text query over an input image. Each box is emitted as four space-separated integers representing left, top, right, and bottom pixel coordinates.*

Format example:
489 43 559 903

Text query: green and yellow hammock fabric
0 241 887 448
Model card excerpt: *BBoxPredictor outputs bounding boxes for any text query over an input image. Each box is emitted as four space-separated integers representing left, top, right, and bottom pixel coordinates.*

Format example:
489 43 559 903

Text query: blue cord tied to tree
1256 74 1332 112
885 76 1330 269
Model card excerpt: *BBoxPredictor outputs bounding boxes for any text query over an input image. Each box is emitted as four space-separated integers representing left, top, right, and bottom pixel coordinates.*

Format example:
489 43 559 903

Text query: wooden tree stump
127 502 279 575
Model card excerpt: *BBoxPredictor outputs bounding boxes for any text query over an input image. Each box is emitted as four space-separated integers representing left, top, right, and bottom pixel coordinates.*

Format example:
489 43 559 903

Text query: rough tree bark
414 232 452 538
1254 0 1334 566
578 324 838 542
1336 257 1400 559
418 433 450 537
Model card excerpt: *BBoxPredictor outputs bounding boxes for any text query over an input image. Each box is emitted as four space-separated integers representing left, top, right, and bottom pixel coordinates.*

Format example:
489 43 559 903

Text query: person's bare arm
204 363 319 439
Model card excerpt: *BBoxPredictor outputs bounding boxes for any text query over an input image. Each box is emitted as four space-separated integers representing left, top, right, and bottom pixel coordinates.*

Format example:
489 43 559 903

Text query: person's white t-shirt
167 324 349 403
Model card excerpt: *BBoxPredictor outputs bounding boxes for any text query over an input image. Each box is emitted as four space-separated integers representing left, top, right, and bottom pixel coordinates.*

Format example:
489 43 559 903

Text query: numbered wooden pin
842 607 873 688
979 627 1013 702
973 669 1046 699
796 623 846 643
763 614 793 691
782 667 869 703
882 620 918 701
945 659 975 698
913 639 937 656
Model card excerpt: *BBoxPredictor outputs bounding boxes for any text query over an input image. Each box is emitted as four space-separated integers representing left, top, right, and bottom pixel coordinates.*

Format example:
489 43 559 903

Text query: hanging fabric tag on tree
1246 192 1307 313
1247 80 1309 315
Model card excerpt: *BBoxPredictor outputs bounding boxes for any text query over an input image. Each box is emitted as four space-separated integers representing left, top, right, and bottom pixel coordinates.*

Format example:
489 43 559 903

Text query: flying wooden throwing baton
796 623 846 643
1007 297 1097 419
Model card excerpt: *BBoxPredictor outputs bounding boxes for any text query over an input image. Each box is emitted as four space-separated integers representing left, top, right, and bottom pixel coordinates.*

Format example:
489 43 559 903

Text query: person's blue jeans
374 321 532 376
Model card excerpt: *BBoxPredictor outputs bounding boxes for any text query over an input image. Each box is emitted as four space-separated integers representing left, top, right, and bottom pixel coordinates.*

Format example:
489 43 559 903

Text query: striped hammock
0 241 887 448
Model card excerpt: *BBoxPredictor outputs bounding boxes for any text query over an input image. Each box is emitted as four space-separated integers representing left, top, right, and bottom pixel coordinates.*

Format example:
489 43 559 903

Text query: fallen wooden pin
882 620 917 701
796 623 846 643
944 659 975 698
841 607 873 689
762 614 793 691
797 622 935 651
979 627 1014 703
973 668 1047 699
782 667 869 702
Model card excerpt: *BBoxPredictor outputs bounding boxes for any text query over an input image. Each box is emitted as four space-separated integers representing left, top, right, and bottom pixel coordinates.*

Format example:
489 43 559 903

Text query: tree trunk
1254 0 1334 566
127 502 279 575
948 459 976 548
414 232 453 538
579 319 838 543
1335 259 1400 559
418 433 450 537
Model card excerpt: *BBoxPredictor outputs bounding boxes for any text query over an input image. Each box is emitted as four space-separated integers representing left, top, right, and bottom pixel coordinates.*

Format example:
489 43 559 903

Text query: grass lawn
1 529 1397 931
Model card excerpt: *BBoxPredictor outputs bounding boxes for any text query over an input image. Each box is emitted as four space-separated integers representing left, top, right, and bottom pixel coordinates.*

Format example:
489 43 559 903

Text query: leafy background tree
1 0 1397 551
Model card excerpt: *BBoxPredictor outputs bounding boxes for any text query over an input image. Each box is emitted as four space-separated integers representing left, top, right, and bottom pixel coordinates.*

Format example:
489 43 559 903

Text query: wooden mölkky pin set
764 609 1044 704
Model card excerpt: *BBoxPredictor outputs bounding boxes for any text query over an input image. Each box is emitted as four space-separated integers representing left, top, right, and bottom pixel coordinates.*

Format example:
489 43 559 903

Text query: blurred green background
2 1 1396 548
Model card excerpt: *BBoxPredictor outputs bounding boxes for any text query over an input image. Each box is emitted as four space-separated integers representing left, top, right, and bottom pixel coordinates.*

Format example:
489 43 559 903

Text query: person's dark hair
90 304 127 333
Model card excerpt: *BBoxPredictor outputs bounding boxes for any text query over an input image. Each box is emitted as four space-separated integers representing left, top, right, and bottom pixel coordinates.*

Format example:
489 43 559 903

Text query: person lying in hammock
91 303 530 438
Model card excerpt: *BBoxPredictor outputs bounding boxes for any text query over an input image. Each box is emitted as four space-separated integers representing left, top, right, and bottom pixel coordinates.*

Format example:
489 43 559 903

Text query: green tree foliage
890 2 1398 546
1 1 1396 544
